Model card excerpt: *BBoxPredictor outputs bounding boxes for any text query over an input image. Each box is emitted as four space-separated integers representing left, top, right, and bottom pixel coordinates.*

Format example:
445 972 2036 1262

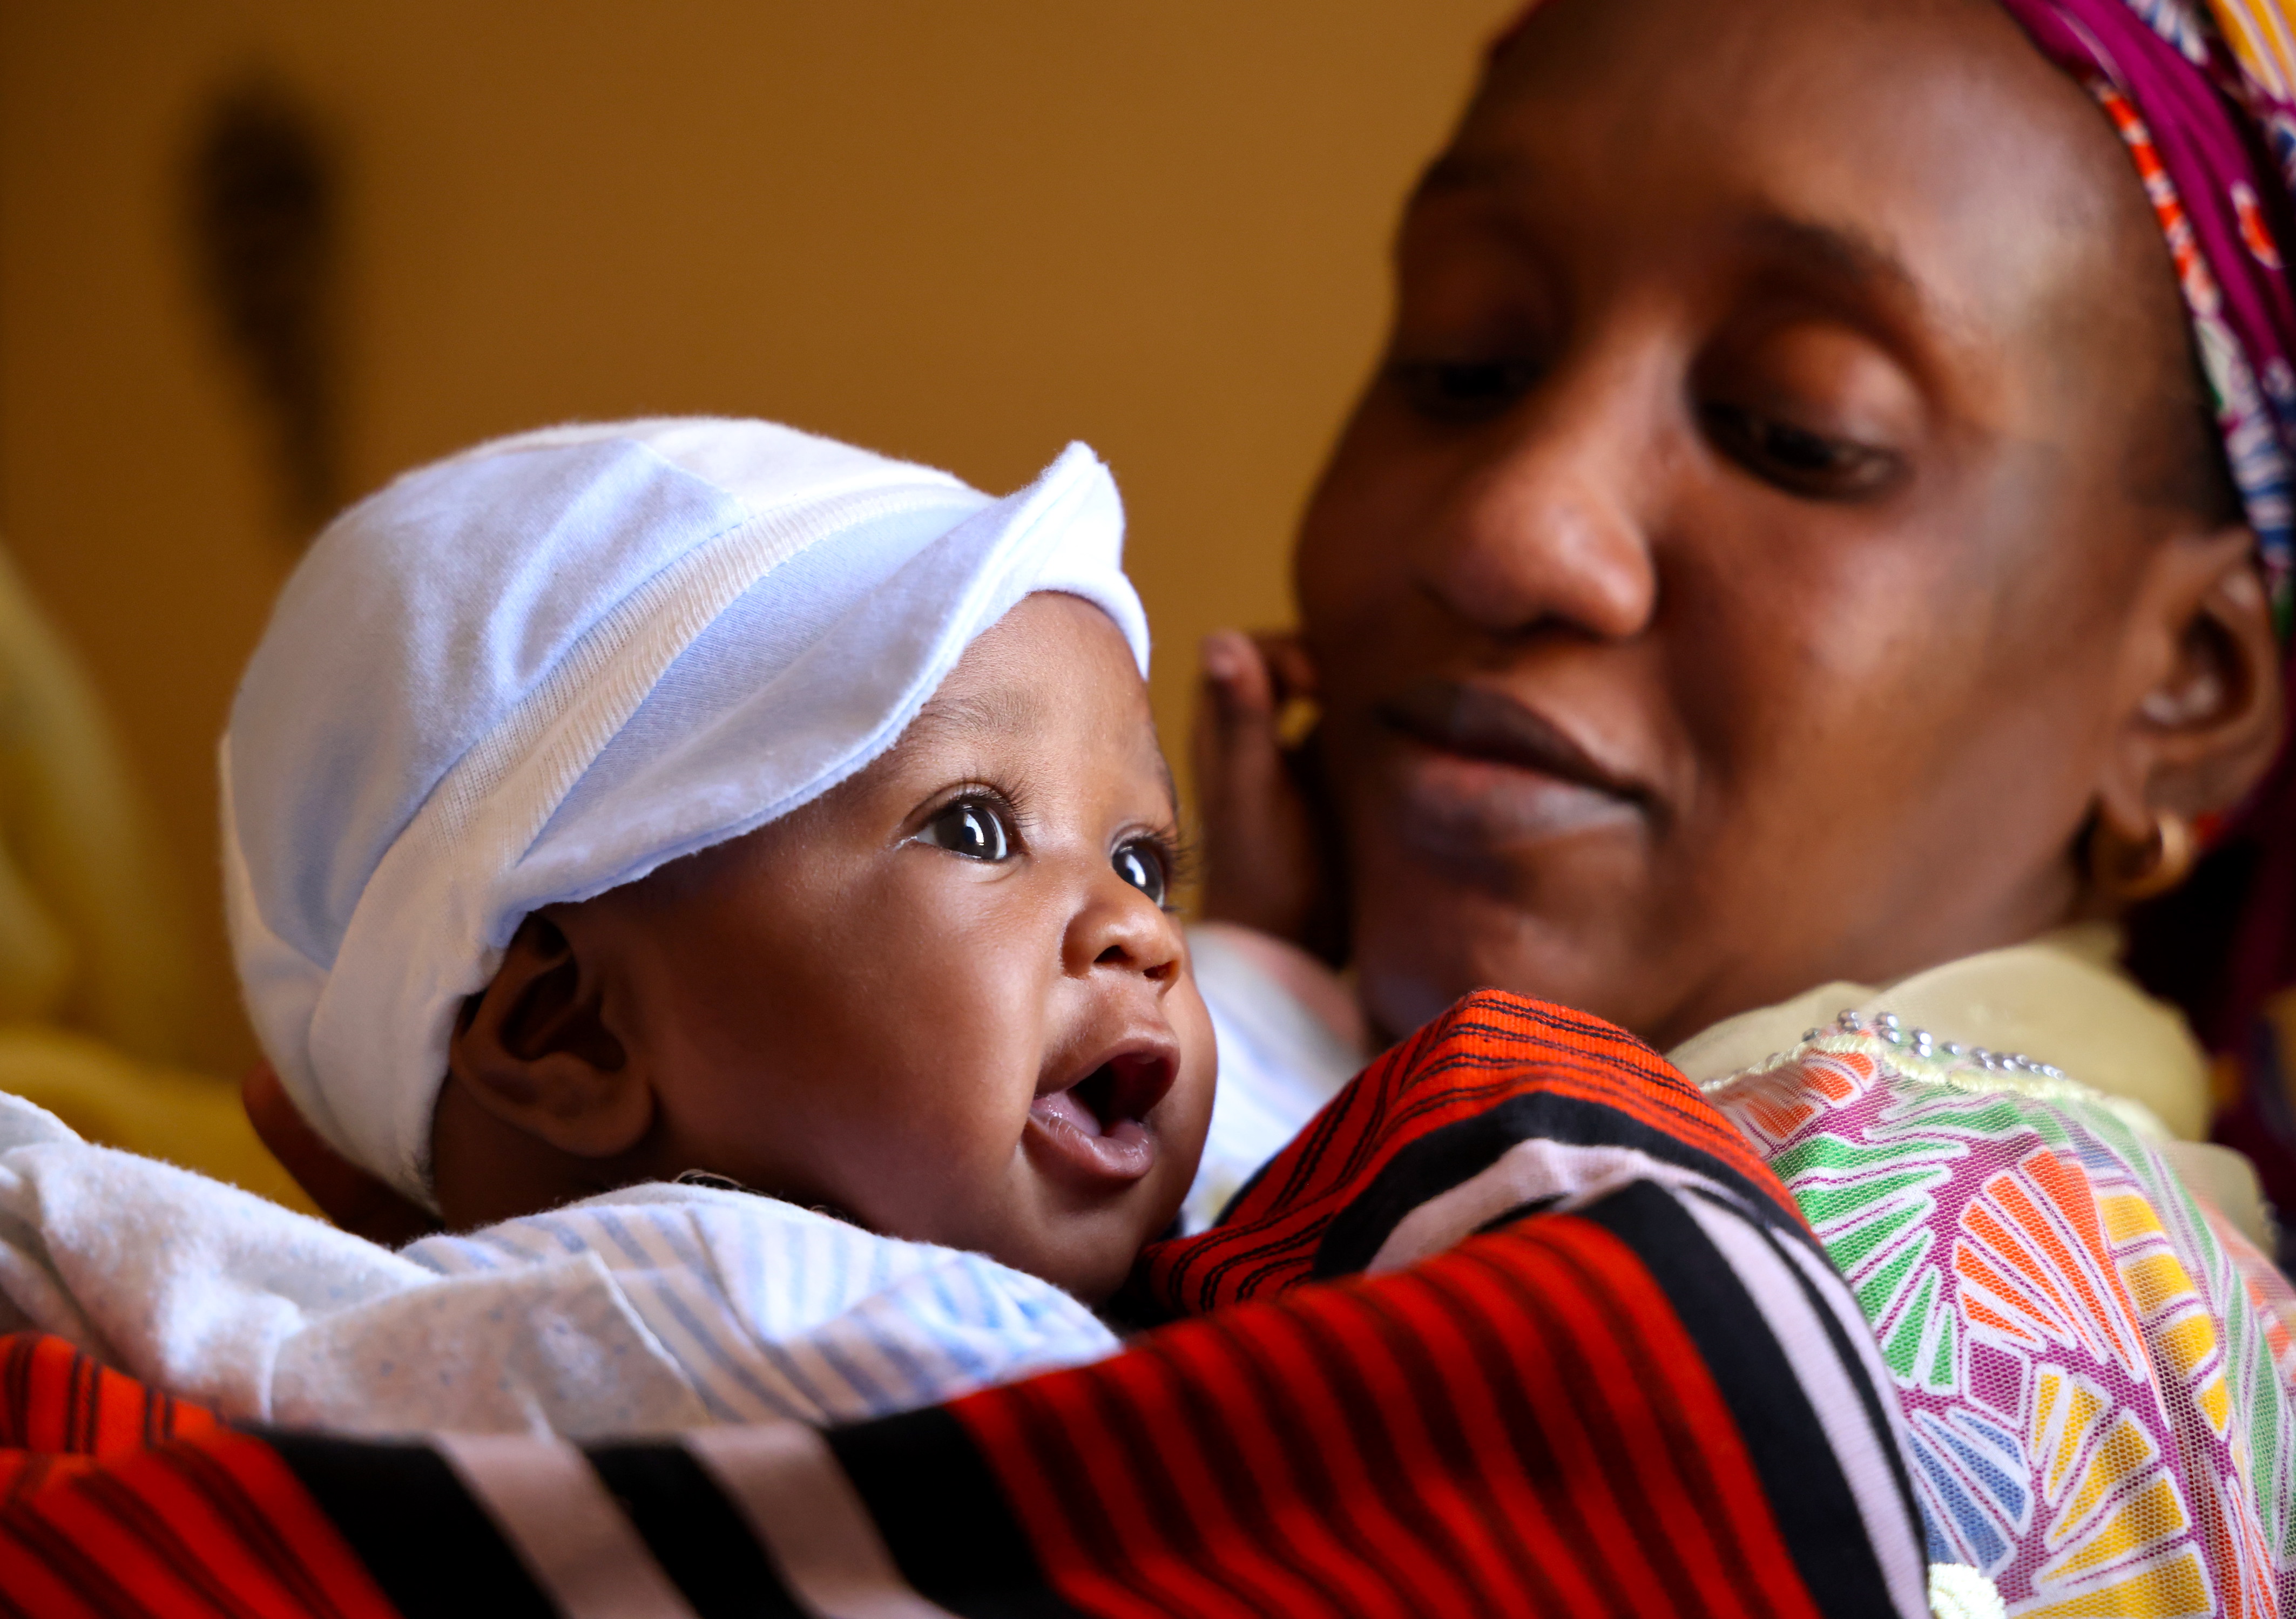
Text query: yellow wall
0 0 1514 1073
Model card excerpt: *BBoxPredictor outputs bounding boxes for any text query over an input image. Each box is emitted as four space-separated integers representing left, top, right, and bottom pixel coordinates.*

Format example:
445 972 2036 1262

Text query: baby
0 418 1214 1434
427 590 1205 1302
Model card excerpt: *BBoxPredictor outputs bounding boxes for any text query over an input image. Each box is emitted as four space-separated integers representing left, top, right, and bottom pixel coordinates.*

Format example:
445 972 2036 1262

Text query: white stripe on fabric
1747 1193 1931 1432
1731 1191 1936 1532
589 1209 781 1421
686 1422 959 1619
397 1190 1121 1430
1365 1138 1723 1275
1676 1190 1932 1619
435 1432 698 1619
542 1207 838 1423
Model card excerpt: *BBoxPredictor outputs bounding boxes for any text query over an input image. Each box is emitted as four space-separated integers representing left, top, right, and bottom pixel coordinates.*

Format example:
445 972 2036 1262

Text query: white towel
0 1090 1119 1437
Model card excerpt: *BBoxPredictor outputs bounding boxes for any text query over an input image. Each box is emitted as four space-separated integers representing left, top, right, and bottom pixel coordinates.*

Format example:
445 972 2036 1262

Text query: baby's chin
996 1180 1186 1306
1051 1235 1157 1307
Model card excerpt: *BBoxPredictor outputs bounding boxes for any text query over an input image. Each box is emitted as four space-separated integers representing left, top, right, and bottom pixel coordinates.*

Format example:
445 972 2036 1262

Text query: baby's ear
447 910 653 1159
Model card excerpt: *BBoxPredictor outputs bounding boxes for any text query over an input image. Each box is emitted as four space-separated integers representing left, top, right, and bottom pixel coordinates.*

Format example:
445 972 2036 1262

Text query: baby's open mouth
1028 1044 1176 1184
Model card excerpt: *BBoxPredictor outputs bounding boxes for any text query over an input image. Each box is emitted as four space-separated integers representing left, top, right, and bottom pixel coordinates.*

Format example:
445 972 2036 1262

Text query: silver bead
2038 1063 2065 1080
1836 1010 1865 1033
1803 1027 1825 1043
1910 1029 1935 1056
1874 1011 1901 1031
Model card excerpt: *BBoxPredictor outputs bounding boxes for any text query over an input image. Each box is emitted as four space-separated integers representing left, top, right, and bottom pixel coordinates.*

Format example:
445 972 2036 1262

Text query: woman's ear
2097 524 2285 844
446 909 654 1159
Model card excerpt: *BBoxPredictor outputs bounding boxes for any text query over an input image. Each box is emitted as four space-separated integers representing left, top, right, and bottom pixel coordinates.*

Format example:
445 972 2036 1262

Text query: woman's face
1299 0 2224 1047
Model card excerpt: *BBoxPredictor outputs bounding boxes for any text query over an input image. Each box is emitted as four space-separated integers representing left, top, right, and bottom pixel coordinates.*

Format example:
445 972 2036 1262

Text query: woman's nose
1065 875 1182 986
1410 359 1660 643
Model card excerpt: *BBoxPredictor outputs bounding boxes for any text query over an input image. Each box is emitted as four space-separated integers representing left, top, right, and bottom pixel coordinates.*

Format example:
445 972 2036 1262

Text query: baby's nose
1069 878 1182 985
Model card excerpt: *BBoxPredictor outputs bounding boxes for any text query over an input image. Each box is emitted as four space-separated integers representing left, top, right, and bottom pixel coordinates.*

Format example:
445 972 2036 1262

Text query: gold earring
2090 811 2196 902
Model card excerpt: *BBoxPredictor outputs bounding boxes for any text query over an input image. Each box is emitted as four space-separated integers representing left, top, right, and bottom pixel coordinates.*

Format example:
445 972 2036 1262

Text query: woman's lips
1373 679 1650 852
1026 1045 1174 1185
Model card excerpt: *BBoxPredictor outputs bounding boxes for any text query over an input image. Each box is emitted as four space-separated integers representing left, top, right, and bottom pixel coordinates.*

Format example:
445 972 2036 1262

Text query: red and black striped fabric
1129 991 1806 1316
0 1335 395 1619
0 993 1930 1617
0 1333 221 1498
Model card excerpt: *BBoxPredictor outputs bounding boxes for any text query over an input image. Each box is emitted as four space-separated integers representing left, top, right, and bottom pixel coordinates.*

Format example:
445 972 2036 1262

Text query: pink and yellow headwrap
1993 0 2296 624
1973 0 2296 1239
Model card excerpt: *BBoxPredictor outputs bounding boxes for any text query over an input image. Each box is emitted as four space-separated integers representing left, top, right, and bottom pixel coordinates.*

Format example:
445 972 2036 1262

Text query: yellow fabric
1666 923 2279 1248
0 539 307 1209
0 545 200 1059
0 1026 313 1211
1666 922 2212 1138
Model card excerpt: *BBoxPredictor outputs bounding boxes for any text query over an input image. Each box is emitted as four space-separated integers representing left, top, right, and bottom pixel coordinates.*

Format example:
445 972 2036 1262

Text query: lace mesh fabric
1711 1031 2296 1616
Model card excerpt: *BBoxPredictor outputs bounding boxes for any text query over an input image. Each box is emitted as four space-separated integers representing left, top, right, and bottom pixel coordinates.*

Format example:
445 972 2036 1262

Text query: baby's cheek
851 1080 1029 1237
1168 986 1221 1153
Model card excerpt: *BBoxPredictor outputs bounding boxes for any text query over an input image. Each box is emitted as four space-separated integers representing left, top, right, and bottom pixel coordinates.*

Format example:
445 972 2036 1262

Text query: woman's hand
243 1060 444 1246
1192 629 1343 957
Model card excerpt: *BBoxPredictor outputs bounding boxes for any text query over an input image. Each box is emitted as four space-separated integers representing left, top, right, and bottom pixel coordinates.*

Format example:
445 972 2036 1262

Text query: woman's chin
1350 879 1643 1039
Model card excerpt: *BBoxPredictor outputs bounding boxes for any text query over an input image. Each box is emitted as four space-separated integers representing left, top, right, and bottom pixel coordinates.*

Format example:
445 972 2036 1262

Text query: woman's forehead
1434 0 2158 342
1376 0 2213 462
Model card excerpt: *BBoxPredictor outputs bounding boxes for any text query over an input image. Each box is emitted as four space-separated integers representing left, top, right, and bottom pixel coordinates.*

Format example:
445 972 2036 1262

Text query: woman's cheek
1298 410 1432 613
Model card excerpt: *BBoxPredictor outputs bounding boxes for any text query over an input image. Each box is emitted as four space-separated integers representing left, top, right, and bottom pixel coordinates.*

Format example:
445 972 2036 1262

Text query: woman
1191 0 2296 1610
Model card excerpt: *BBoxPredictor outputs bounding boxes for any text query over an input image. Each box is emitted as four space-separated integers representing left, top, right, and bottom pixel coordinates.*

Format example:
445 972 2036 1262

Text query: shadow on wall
186 74 345 541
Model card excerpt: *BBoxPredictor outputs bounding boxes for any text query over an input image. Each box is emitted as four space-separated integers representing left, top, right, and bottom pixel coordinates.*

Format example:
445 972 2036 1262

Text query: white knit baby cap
223 418 1146 1206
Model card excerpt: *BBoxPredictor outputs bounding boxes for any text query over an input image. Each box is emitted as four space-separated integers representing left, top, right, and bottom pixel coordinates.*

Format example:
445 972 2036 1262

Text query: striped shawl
0 993 1929 1619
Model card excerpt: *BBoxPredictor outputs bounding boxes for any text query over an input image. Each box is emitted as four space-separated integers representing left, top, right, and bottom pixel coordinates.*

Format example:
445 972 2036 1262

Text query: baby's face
572 593 1212 1302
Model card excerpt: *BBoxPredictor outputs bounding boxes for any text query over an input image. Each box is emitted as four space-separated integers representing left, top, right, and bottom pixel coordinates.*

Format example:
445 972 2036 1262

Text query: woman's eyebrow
1740 212 1923 308
1408 148 1524 206
1410 157 1927 312
1738 208 1982 374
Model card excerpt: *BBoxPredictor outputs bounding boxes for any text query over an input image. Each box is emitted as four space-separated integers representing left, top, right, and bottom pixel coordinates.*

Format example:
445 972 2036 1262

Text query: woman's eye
1700 402 1897 497
918 798 1011 862
1392 358 1539 423
1112 839 1169 906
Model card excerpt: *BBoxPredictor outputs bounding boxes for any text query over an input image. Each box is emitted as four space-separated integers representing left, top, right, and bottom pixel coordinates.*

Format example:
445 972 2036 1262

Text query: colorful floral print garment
1709 1022 2296 1618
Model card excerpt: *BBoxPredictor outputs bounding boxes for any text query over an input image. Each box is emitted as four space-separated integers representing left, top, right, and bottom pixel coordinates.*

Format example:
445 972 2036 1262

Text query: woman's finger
1253 629 1320 712
1193 630 1325 943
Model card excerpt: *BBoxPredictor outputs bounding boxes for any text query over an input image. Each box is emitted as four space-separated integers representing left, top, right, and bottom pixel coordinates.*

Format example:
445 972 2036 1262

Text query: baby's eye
1112 839 1169 906
917 797 1012 862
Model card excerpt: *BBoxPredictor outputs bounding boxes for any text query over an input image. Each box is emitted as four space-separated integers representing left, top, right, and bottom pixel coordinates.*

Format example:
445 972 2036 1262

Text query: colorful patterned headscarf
1994 2 2296 620
1982 0 2296 1247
